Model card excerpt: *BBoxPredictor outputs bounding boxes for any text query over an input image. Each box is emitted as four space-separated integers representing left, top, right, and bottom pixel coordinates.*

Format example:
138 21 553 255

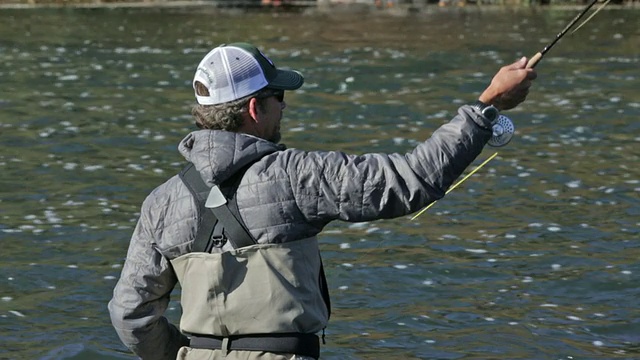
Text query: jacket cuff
462 104 494 131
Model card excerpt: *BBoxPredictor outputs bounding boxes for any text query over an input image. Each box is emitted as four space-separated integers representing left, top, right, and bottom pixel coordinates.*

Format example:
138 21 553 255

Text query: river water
0 5 638 360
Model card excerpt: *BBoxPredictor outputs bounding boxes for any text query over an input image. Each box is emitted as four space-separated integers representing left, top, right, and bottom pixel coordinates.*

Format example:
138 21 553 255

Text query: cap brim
268 69 304 90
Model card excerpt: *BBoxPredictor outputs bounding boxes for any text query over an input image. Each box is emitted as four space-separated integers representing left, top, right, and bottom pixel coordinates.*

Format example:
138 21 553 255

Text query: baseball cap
193 42 304 105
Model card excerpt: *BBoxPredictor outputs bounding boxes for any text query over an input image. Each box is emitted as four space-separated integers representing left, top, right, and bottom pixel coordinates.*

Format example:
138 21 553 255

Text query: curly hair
191 82 271 131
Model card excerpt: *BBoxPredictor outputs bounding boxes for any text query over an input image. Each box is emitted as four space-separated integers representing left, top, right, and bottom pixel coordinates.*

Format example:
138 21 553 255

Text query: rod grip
527 52 543 69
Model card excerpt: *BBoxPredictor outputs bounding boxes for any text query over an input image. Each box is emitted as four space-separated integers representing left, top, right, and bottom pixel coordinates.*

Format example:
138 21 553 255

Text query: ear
247 97 260 124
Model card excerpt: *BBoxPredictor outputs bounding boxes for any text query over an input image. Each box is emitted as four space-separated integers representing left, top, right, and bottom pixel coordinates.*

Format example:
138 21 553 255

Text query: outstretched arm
292 57 537 224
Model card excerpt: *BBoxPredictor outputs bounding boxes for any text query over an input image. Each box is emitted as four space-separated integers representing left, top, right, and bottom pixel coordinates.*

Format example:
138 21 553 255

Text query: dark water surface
0 6 638 360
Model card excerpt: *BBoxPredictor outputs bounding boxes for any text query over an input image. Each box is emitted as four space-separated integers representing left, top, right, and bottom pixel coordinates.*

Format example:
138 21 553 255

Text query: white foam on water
465 249 487 254
83 165 104 171
128 164 144 171
39 128 56 137
393 264 408 270
114 46 166 54
9 311 25 318
323 229 342 234
58 74 79 81
540 303 558 307
566 180 581 188
545 189 559 197
45 210 61 224
63 162 78 170
339 243 350 249
348 222 369 229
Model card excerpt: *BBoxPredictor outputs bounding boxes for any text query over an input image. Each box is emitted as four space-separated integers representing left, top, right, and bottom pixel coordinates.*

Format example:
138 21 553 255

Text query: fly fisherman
108 42 537 360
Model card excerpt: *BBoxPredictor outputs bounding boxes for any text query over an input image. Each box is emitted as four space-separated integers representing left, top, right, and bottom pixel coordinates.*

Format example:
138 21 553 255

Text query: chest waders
172 163 331 359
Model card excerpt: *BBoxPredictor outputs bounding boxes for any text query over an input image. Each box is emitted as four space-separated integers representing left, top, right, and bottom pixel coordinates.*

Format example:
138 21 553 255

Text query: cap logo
259 50 274 67
199 66 212 80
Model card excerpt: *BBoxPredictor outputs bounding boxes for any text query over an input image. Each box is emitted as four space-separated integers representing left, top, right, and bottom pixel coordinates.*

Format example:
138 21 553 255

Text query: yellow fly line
410 151 499 221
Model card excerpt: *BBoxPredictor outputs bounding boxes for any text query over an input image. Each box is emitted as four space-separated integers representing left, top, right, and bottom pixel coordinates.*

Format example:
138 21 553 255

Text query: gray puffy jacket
108 105 493 359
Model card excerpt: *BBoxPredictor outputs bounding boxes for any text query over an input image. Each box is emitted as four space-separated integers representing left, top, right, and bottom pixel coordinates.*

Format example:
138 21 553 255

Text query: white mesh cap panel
193 46 268 105
224 47 268 101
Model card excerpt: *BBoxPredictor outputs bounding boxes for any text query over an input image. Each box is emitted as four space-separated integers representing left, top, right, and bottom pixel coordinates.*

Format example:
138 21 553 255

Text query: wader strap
189 333 320 359
179 163 256 251
319 260 331 320
179 162 331 345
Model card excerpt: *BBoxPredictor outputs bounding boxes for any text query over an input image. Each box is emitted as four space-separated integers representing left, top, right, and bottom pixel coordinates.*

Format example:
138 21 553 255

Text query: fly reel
488 115 515 147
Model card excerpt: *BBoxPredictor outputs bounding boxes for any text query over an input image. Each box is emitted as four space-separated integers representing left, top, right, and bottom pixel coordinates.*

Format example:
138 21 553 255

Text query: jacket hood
178 130 284 186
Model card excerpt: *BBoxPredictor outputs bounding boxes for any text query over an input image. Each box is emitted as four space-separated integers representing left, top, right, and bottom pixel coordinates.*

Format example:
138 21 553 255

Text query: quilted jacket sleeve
107 197 189 360
291 105 493 224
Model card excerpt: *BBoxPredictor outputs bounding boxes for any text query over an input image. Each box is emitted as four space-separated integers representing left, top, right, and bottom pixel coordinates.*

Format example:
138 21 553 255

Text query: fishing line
569 0 611 35
355 2 611 263
411 151 499 220
527 0 608 68
411 0 610 219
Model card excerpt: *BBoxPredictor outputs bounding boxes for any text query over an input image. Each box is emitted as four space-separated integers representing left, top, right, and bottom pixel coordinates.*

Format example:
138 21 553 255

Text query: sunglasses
257 89 285 103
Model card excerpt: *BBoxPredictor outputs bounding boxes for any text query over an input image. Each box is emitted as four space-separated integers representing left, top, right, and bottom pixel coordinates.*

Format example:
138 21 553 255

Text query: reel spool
488 115 515 147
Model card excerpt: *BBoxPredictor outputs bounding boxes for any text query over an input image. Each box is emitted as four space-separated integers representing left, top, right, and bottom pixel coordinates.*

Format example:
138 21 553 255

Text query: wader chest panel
175 162 331 357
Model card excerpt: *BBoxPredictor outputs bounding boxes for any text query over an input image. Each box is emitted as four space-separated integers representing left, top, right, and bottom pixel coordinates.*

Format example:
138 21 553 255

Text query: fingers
507 57 538 80
503 57 526 71
518 57 538 80
526 68 538 80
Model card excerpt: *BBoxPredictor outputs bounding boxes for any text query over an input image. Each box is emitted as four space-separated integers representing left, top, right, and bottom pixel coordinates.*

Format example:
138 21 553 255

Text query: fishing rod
492 0 609 143
411 0 610 220
527 0 608 69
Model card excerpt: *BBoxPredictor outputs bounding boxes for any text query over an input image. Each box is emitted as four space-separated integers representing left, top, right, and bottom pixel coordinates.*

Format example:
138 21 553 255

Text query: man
108 42 536 360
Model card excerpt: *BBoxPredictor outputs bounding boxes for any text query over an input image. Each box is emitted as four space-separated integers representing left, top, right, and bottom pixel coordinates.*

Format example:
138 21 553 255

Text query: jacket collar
179 130 284 186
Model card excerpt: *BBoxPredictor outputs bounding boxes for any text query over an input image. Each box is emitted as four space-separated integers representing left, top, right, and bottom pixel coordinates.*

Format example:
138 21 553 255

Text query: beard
268 122 281 143
269 130 281 144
